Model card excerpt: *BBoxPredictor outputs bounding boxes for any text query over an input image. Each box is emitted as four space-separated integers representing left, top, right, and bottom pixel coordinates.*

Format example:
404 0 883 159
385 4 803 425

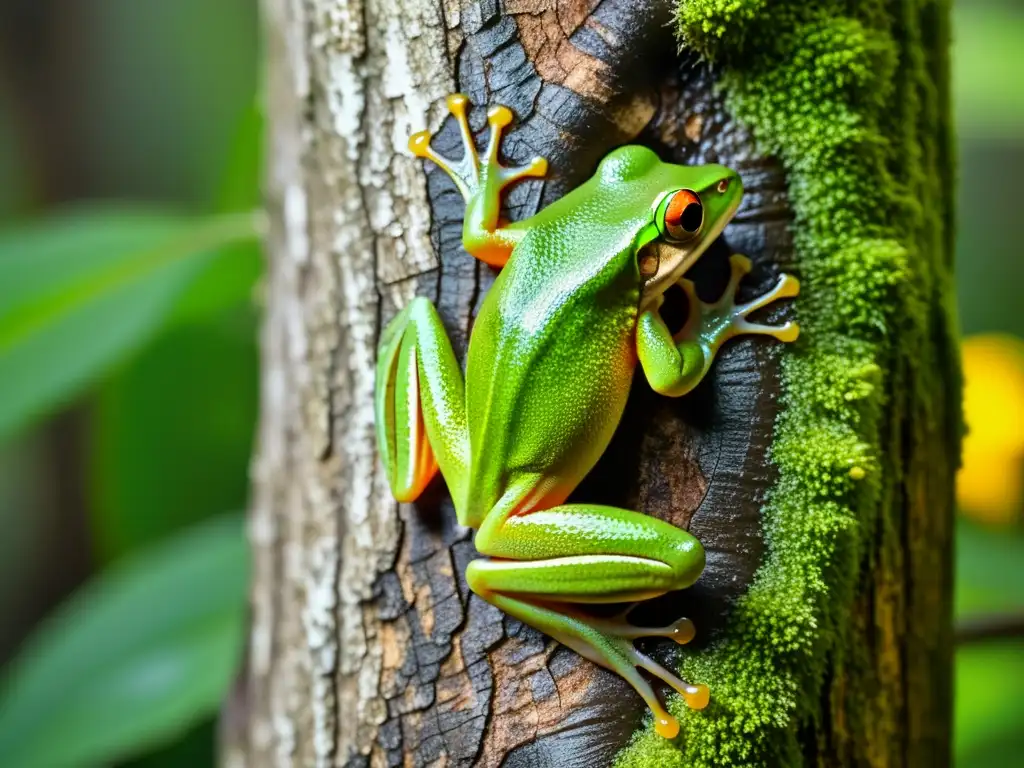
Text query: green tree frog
375 95 799 739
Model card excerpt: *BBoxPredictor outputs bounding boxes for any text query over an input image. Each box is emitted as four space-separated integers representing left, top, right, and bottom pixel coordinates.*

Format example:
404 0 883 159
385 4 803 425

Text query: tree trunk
227 0 958 766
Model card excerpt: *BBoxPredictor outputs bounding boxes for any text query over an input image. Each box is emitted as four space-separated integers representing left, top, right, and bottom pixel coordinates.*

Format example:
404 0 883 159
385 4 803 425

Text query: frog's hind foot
679 254 800 354
482 591 708 740
569 610 709 715
561 614 710 739
408 93 547 202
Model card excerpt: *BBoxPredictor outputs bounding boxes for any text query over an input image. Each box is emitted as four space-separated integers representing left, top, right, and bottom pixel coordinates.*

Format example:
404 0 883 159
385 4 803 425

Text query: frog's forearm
637 255 800 397
636 308 710 397
462 195 529 267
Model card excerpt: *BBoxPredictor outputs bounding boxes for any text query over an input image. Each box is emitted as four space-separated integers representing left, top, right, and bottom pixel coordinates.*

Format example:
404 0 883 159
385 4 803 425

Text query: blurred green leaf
956 641 1024 766
89 316 258 560
0 515 246 768
956 519 1024 617
955 520 1024 764
165 238 262 327
216 102 263 212
954 4 1024 140
88 101 264 562
171 102 265 326
0 206 258 442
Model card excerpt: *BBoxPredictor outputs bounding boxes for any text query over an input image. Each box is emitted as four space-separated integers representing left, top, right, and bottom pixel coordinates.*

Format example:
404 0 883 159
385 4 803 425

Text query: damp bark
225 0 959 766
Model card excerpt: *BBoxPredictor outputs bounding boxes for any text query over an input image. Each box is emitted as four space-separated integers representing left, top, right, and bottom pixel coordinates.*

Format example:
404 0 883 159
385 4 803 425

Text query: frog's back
462 194 645 521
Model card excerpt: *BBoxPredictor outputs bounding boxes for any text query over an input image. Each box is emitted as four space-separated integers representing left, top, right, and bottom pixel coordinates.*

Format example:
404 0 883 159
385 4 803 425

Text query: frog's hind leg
375 296 469 510
468 502 711 738
408 94 548 267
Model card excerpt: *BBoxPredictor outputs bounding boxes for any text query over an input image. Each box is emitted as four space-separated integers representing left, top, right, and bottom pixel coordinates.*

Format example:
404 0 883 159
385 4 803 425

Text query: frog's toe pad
654 714 680 739
408 130 433 157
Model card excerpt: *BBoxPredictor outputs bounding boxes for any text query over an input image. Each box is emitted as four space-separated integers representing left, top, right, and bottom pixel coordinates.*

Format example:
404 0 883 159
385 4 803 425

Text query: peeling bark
228 0 953 766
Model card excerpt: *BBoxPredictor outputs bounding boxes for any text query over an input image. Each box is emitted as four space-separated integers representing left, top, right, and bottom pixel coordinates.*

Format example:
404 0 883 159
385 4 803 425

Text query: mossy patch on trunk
616 1 958 765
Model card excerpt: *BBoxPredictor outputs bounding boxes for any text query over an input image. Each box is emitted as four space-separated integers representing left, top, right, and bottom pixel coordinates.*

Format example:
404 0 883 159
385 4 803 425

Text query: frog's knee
665 533 705 589
406 295 436 322
465 559 489 597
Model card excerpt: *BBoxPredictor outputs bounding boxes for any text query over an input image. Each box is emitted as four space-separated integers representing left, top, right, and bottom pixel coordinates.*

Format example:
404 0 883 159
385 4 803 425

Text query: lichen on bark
617 1 959 765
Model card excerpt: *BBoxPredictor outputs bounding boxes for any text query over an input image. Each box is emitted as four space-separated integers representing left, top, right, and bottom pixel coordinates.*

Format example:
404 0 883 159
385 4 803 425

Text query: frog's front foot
679 254 800 354
408 94 548 266
408 94 547 206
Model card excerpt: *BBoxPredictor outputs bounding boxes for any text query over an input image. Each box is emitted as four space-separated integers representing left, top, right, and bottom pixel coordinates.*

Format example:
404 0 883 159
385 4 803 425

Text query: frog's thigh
471 503 704 602
375 296 469 505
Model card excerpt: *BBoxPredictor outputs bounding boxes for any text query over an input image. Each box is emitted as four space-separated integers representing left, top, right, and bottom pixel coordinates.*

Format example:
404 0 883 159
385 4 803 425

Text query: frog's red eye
662 189 703 241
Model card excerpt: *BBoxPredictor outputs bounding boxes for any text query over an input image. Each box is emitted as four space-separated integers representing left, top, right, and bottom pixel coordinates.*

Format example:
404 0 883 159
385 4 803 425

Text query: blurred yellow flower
958 334 1024 524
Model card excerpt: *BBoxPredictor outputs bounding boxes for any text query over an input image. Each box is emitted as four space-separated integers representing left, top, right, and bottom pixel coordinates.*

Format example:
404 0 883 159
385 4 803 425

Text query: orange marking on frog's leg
395 400 438 503
389 345 440 503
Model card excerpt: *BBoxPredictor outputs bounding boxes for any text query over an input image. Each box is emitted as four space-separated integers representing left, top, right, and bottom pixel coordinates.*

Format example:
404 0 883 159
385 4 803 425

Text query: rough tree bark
227 0 958 766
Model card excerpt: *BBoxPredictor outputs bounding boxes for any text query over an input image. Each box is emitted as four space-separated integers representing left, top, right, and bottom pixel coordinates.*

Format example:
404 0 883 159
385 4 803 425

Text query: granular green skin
616 1 953 765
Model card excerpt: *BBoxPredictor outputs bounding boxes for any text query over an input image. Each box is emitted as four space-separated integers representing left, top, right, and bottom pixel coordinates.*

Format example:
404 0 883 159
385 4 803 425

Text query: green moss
616 1 955 765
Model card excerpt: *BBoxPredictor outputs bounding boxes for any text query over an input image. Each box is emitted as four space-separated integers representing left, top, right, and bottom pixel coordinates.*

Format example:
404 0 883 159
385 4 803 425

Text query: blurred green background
0 1 1021 766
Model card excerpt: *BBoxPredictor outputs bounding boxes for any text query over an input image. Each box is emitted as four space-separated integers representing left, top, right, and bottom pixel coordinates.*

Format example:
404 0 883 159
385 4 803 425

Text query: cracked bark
225 0 954 766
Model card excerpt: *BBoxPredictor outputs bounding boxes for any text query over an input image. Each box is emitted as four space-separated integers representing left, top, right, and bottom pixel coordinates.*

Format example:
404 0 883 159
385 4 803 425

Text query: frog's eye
659 189 703 242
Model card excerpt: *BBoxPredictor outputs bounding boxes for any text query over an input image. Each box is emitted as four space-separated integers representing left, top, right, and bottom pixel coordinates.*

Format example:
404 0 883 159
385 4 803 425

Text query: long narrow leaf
171 103 265 325
0 515 247 768
0 207 258 440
